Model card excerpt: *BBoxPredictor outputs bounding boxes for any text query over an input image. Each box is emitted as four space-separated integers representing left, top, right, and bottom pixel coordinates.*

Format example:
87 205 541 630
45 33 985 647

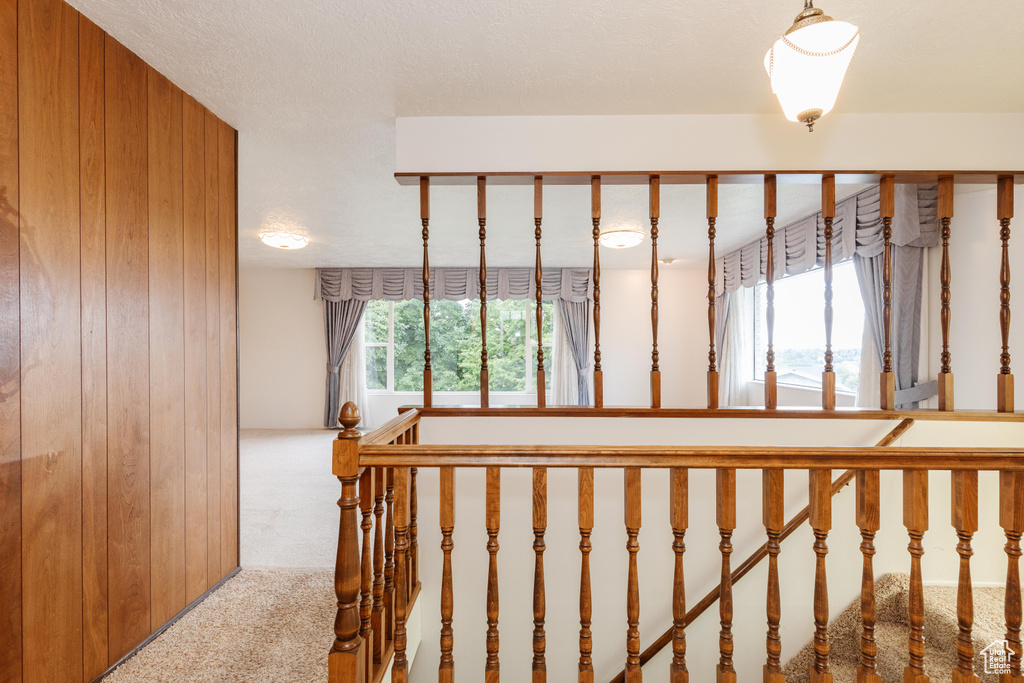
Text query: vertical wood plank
219 119 238 576
670 469 688 683
105 33 151 662
148 68 186 629
19 1 84 679
181 94 208 602
80 16 108 677
0 0 19 678
204 107 222 587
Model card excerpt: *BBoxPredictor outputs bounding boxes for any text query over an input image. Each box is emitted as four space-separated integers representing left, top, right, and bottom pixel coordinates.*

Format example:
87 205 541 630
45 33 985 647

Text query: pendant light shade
764 2 859 131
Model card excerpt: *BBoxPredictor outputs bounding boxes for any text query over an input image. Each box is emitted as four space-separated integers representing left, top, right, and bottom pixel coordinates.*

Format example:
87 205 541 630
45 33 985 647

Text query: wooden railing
329 405 1024 682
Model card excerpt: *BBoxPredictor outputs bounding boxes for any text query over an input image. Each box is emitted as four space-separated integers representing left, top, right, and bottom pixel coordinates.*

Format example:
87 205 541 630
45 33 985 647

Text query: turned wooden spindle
952 471 980 683
592 176 604 408
384 469 396 644
904 470 930 682
533 468 548 682
625 468 643 682
391 467 410 683
707 176 720 409
880 176 896 410
998 177 1014 413
535 176 546 408
359 468 374 677
410 466 418 591
371 468 385 666
765 174 778 409
485 467 501 681
1001 471 1024 682
329 404 365 683
856 469 881 683
810 469 833 683
670 468 689 683
938 176 955 411
650 175 661 409
763 469 786 683
439 467 455 683
421 176 432 408
717 469 737 683
822 174 837 410
579 467 595 682
479 176 490 408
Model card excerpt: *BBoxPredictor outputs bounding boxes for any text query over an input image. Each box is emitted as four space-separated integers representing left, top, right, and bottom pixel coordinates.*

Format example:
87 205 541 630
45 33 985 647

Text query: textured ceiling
68 0 1024 269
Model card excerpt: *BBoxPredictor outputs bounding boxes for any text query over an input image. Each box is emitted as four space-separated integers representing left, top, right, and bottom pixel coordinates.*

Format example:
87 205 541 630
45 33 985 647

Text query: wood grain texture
105 32 151 662
624 467 641 682
204 107 222 588
591 176 602 409
952 471 979 681
0 0 20 678
670 469 688 683
579 466 594 683
218 119 238 576
79 15 108 678
903 470 929 680
532 467 547 682
485 466 500 678
19 2 84 680
148 68 186 629
716 469 736 683
763 470 785 678
857 469 881 683
810 470 832 681
182 93 209 603
439 467 454 682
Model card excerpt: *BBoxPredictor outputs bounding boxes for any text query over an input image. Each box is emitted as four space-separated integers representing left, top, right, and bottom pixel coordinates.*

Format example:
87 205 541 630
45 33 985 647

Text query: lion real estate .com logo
982 639 1015 675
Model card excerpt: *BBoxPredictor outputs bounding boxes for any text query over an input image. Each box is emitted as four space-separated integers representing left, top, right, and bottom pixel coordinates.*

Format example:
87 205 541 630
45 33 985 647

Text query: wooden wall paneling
105 34 151 662
79 15 108 679
148 68 186 627
182 94 209 602
204 107 222 586
218 119 238 575
18 1 84 680
0 0 20 679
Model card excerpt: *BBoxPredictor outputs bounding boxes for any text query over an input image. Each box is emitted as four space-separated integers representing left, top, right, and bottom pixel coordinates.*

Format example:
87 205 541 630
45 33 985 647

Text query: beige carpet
104 569 334 682
784 573 1007 682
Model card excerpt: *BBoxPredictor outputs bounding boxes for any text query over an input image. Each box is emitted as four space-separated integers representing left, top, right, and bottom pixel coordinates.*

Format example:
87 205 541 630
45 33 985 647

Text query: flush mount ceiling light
599 228 645 249
764 0 860 132
259 231 309 249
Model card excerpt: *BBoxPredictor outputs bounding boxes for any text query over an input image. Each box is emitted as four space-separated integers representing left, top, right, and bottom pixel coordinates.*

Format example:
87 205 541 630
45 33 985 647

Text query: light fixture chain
779 31 859 59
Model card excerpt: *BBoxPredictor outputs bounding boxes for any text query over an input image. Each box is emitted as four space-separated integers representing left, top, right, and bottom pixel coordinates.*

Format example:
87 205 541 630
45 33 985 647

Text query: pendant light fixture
764 1 860 132
259 231 310 249
599 228 645 249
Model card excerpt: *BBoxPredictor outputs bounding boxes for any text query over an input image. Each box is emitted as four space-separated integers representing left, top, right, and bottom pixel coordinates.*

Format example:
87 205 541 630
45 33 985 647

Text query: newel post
329 402 366 683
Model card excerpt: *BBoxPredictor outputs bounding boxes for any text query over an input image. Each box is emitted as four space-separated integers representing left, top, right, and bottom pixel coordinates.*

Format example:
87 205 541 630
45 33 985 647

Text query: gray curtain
323 299 368 427
558 300 592 406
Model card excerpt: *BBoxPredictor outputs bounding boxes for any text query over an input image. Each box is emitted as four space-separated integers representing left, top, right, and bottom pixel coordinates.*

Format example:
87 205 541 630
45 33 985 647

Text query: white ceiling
69 0 1024 270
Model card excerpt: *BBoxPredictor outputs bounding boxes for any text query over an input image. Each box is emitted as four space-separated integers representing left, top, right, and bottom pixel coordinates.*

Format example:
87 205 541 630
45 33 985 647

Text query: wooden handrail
607 418 915 683
360 409 420 447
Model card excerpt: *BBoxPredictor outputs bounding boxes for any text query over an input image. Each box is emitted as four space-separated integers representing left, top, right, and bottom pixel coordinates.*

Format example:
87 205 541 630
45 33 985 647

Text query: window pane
365 300 389 344
366 345 387 390
487 300 528 391
529 301 554 391
393 300 425 391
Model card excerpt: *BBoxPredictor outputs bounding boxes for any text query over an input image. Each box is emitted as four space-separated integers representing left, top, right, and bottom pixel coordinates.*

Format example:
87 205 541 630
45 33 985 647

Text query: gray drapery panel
716 184 938 295
316 267 593 303
558 299 592 406
323 299 368 427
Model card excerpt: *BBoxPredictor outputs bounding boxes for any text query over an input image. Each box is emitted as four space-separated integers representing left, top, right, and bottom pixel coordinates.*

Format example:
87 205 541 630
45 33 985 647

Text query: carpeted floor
784 573 1006 682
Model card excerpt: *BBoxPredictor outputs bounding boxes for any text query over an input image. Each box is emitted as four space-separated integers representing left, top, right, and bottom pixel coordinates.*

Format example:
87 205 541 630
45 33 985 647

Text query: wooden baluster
625 468 643 681
535 176 546 408
329 404 366 682
763 469 785 683
371 467 385 667
707 176 720 409
359 468 374 677
809 470 833 683
717 469 737 683
1001 471 1024 682
880 175 896 410
856 469 881 683
439 467 455 683
579 467 595 682
998 176 1015 413
533 468 548 682
391 467 410 683
410 465 418 592
479 176 489 408
765 174 778 409
650 175 661 409
421 176 432 408
384 468 396 645
670 468 689 683
904 470 930 682
485 467 501 681
592 176 604 408
822 174 837 410
938 176 955 411
952 471 979 683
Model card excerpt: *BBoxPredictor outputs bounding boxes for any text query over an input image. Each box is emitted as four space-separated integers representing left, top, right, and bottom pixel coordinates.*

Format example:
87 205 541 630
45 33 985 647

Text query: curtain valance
716 184 938 296
315 267 593 303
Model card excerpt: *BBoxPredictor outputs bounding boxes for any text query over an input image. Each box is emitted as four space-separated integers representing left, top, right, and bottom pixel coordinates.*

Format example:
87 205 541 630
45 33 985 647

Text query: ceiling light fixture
764 0 860 132
599 228 645 249
259 231 310 249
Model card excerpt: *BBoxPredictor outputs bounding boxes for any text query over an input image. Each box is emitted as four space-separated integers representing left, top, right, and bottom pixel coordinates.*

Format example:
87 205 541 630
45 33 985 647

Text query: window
753 261 864 393
364 299 554 393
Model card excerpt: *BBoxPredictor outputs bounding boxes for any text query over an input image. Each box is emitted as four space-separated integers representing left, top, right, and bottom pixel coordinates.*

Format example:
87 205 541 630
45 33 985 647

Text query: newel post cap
338 402 361 438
